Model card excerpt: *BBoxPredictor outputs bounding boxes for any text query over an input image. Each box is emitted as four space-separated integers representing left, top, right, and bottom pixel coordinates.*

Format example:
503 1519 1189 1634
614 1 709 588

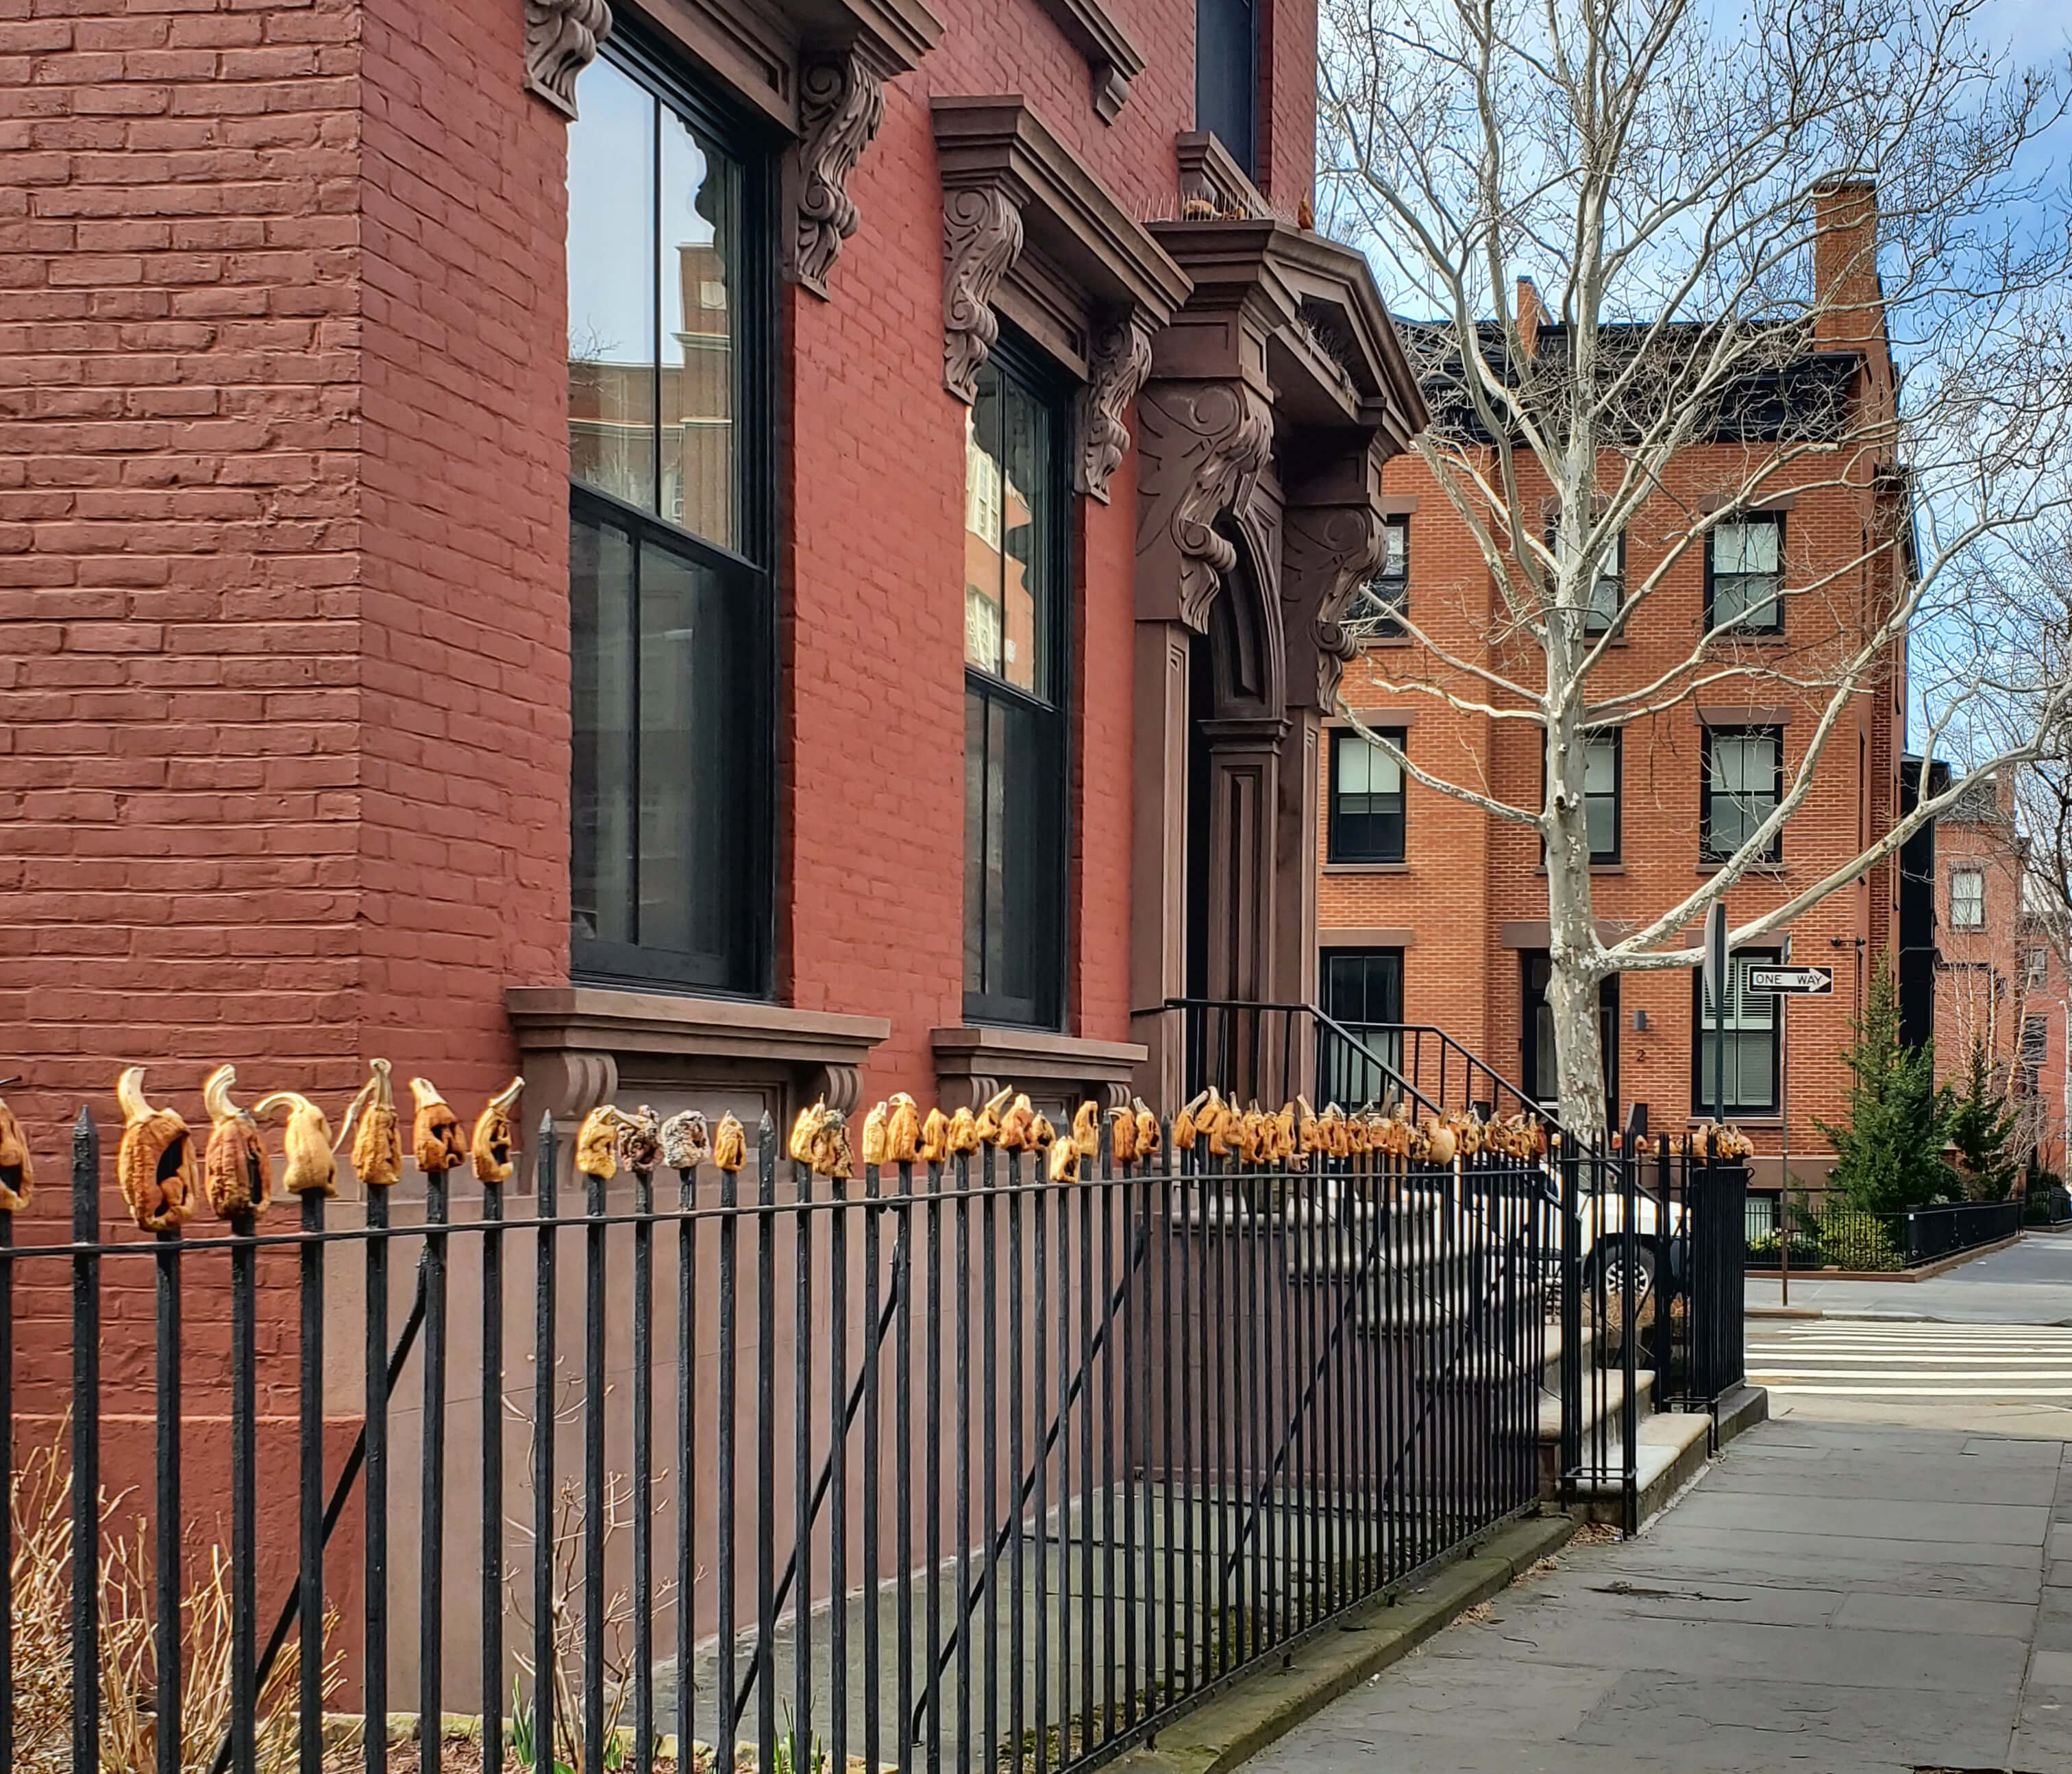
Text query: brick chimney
1515 276 1546 358
1811 177 1882 354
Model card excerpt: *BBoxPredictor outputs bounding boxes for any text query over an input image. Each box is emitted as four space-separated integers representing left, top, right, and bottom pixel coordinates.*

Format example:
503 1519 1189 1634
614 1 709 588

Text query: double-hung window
1348 517 1408 639
1196 0 1258 177
1702 726 1782 863
2028 946 2051 989
1586 532 1625 635
1584 730 1621 862
1707 514 1784 633
1951 868 1986 931
1329 728 1407 863
1693 949 1781 1115
963 341 1071 1028
566 32 777 995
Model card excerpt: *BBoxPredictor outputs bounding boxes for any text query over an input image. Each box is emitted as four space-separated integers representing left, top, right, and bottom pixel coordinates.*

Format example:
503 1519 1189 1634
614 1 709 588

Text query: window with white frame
1951 868 1986 931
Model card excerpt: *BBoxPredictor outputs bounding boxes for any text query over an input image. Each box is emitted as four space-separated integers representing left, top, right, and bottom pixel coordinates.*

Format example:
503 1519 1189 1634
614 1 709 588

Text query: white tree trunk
1544 688 1610 1137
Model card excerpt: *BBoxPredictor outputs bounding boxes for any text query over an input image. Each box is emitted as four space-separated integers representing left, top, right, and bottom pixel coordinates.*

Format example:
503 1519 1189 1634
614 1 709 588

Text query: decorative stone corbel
792 50 886 299
1283 502 1388 711
525 0 612 119
1134 378 1274 629
804 1059 867 1118
942 185 1026 403
1076 310 1154 502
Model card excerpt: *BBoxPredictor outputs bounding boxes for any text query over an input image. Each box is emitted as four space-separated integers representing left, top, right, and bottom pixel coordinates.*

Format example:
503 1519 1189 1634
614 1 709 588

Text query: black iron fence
3 1098 1556 1774
1745 1193 2024 1271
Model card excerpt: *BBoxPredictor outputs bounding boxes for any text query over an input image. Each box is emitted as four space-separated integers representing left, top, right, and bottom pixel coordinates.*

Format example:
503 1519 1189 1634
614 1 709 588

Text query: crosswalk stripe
1747 1320 2072 1399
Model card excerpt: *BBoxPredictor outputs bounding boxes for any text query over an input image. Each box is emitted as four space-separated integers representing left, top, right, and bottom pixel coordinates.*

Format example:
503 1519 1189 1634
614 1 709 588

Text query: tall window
1329 728 1407 863
1348 517 1408 639
1584 731 1621 862
2029 946 2051 989
1702 726 1782 863
964 343 1070 1028
1707 514 1784 632
1693 949 1781 1115
1320 948 1404 1103
1522 952 1618 1120
1586 532 1625 634
1950 868 1986 930
566 34 776 994
1196 0 1257 177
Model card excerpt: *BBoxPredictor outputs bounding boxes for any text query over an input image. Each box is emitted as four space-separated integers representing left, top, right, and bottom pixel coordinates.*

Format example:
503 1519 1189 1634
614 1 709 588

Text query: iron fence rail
1745 1192 2023 1270
3 1106 1553 1774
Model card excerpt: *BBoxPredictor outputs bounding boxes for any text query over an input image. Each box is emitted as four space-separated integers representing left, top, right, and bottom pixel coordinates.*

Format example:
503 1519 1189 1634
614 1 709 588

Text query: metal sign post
1779 939 1790 1309
1703 904 1728 1128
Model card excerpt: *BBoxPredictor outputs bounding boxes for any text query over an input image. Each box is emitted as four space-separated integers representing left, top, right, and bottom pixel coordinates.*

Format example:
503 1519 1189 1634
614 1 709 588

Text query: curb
1108 1512 1577 1774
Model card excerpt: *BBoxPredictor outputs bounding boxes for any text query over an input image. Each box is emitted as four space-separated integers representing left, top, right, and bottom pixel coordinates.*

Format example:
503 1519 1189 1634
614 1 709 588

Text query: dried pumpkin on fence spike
0 1094 34 1211
973 1087 1011 1146
660 1109 710 1172
810 1109 852 1181
470 1078 524 1184
917 1107 950 1166
1173 1092 1206 1152
575 1107 626 1180
1427 1121 1457 1166
202 1064 273 1218
1109 1105 1137 1167
1134 1099 1160 1159
1047 1134 1081 1184
617 1105 662 1177
861 1100 891 1168
409 1077 468 1174
1071 1100 1100 1159
945 1105 981 1156
1028 1111 1057 1153
341 1059 403 1188
712 1111 746 1174
996 1094 1036 1153
884 1094 921 1165
253 1091 337 1198
116 1066 199 1233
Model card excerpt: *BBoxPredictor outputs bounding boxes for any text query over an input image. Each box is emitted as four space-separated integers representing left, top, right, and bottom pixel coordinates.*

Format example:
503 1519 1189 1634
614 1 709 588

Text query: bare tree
1316 0 2072 1133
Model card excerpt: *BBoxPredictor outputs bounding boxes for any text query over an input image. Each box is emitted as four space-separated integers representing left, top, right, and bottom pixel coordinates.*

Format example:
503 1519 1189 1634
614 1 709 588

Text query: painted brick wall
0 0 369 1236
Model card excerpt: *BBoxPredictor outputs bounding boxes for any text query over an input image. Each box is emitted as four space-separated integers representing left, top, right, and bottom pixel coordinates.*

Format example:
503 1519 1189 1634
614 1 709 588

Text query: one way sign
1747 965 1834 995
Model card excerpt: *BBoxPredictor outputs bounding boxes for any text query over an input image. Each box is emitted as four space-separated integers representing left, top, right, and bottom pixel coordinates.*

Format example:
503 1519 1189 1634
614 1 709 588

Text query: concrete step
1564 1409 1713 1526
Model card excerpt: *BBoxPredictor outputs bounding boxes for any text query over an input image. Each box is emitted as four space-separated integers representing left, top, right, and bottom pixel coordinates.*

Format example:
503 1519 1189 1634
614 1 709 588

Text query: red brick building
1317 210 1911 1184
0 0 1424 1167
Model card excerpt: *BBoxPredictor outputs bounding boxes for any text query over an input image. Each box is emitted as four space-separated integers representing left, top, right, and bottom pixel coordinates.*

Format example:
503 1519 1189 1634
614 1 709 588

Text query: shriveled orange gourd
202 1065 273 1218
116 1067 199 1232
254 1090 337 1198
0 1094 35 1211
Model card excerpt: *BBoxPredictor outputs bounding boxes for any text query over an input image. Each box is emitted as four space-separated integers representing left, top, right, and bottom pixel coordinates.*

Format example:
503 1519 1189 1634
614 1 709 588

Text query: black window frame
1328 726 1407 864
1584 728 1622 863
961 326 1075 1031
1520 951 1619 1123
1194 0 1258 179
1349 515 1409 639
566 23 782 998
1701 724 1784 864
1705 511 1786 635
1691 946 1782 1116
1584 529 1625 635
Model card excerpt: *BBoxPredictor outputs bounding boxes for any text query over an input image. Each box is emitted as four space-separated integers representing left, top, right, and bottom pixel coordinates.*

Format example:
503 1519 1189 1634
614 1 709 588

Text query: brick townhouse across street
1317 216 1925 1189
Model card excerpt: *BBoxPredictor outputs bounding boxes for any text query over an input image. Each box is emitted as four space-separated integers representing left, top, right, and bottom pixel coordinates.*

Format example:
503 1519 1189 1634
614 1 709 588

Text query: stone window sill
932 1024 1147 1112
1323 861 1411 874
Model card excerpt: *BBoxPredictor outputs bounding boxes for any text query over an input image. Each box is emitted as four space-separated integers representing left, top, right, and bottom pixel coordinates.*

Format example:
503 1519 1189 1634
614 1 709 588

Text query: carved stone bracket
792 50 886 299
942 184 1026 402
525 0 613 118
1283 501 1387 711
931 1026 1147 1115
1076 310 1153 502
1134 378 1274 630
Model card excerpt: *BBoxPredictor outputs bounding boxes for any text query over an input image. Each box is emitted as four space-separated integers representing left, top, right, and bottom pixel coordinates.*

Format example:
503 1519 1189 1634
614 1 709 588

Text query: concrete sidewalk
1237 1416 2072 1771
1748 1224 2072 1324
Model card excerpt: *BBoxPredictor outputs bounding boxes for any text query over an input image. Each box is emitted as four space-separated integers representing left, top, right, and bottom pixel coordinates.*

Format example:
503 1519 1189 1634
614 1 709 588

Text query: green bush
1812 1203 1905 1271
1948 1031 2022 1201
1815 957 1958 1214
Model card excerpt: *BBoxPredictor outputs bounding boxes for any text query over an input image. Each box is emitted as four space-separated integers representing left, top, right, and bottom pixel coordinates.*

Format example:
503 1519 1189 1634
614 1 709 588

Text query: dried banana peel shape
116 1067 199 1233
0 1094 34 1211
201 1064 274 1218
713 1111 746 1174
576 1106 626 1181
252 1091 338 1198
471 1078 524 1185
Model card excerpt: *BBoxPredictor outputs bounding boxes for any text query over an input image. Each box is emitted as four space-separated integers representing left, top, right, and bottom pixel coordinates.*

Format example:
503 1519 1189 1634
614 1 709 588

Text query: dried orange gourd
660 1109 711 1171
712 1111 746 1173
0 1094 35 1211
884 1094 922 1165
342 1060 403 1188
202 1065 273 1218
471 1079 524 1184
917 1107 950 1166
576 1106 626 1181
116 1067 199 1233
410 1076 469 1174
253 1090 337 1198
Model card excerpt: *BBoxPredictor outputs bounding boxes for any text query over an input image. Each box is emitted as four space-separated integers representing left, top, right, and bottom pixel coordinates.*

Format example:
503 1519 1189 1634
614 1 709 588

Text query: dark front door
1522 951 1618 1123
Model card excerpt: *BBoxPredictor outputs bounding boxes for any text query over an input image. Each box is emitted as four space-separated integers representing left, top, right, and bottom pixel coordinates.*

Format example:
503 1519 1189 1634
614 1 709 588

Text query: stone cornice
1026 0 1147 122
